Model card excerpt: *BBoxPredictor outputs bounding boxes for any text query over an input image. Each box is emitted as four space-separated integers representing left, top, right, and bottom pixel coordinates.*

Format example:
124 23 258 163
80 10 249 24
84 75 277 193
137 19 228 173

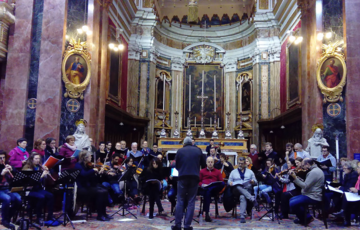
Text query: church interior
0 0 359 229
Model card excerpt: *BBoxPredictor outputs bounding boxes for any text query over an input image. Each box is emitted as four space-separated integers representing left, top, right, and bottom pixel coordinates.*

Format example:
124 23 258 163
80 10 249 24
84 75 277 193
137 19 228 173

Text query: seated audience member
254 158 280 205
198 157 225 222
9 138 29 170
75 151 110 221
289 158 324 226
0 150 21 230
59 135 77 171
316 146 336 182
141 158 164 219
228 157 257 223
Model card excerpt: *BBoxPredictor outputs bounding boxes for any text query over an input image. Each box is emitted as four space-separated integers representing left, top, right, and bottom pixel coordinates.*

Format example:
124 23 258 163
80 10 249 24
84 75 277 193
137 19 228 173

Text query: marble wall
345 0 360 158
269 62 281 118
127 59 140 116
0 0 34 151
252 64 260 147
34 0 66 145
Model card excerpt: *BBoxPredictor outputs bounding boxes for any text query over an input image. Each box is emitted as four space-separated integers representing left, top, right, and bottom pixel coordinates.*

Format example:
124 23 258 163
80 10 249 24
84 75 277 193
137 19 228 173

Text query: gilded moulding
316 41 346 103
62 39 92 100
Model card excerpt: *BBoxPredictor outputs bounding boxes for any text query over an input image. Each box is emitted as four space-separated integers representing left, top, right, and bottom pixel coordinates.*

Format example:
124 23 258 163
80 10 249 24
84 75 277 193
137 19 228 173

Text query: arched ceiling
153 0 257 26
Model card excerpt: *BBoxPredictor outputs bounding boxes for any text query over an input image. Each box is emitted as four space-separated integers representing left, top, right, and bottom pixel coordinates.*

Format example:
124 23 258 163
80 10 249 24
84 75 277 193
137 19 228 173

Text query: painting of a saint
321 59 342 88
65 55 87 85
242 82 251 112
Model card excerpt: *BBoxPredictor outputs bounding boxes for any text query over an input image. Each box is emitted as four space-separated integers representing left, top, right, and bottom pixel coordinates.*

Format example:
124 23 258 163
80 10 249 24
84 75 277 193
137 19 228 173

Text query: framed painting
286 34 301 109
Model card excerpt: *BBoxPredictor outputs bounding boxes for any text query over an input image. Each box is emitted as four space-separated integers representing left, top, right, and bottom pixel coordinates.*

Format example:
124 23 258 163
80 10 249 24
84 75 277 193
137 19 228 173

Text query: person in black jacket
0 150 20 230
258 142 278 170
103 154 124 205
44 138 58 161
141 158 164 219
74 151 110 221
172 137 206 230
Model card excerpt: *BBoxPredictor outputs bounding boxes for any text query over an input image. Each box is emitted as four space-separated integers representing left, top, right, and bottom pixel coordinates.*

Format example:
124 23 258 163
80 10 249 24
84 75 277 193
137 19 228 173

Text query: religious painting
62 39 91 100
242 82 251 112
286 39 301 108
316 43 347 103
108 26 122 104
236 71 253 115
155 71 171 112
183 65 223 128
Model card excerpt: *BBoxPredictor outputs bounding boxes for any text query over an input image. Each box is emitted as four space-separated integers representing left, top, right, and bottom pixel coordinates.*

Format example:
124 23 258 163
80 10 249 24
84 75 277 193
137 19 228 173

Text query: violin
86 162 111 171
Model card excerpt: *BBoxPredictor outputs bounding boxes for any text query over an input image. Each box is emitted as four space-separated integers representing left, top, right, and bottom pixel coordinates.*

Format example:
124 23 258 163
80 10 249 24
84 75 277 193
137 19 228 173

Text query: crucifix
197 70 207 138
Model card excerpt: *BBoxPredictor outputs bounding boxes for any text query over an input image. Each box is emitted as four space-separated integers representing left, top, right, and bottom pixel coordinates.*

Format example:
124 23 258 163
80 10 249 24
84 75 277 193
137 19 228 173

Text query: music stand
256 178 280 224
111 169 137 219
12 171 43 230
47 169 81 229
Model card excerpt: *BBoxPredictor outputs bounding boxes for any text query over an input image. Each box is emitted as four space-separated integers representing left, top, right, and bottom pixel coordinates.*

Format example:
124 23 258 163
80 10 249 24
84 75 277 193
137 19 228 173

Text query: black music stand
111 169 137 219
47 169 80 229
256 179 280 224
12 171 43 230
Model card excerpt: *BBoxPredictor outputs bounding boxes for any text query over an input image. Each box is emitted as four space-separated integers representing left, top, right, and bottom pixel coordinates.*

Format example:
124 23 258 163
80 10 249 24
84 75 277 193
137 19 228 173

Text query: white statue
73 119 91 150
305 128 329 158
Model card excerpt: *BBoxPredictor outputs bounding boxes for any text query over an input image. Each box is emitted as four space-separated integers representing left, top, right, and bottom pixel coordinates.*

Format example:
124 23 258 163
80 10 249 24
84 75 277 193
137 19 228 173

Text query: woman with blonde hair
59 135 77 171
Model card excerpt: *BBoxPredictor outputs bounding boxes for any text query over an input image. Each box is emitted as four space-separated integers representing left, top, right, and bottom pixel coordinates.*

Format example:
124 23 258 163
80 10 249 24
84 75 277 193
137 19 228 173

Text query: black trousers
342 196 360 222
281 189 301 217
147 184 164 218
77 186 108 217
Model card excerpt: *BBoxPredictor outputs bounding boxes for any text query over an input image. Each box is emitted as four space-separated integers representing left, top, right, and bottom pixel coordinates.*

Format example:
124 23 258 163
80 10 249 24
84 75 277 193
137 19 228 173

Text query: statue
73 119 91 150
305 128 329 158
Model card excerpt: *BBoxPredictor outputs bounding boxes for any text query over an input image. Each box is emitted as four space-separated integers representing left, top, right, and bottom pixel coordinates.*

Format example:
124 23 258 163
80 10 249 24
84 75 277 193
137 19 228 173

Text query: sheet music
203 181 224 188
232 180 251 187
345 192 360 202
327 185 343 194
171 168 178 177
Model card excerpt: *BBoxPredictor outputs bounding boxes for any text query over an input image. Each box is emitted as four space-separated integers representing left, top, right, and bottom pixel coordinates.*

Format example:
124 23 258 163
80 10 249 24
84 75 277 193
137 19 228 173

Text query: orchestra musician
112 142 127 165
198 156 225 222
22 152 59 225
228 157 257 224
151 143 162 159
206 139 215 155
141 141 151 168
44 137 58 162
102 154 124 205
258 142 278 170
96 142 106 163
126 142 143 166
167 160 177 212
121 157 142 204
289 158 325 226
215 153 233 179
9 138 29 171
209 148 220 162
74 151 111 221
59 135 77 171
0 150 20 230
317 146 336 182
254 158 280 205
140 158 164 219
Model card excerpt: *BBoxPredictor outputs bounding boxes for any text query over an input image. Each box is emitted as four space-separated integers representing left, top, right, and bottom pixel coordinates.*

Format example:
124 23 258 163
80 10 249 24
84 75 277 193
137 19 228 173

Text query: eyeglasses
0 157 5 159
321 150 328 152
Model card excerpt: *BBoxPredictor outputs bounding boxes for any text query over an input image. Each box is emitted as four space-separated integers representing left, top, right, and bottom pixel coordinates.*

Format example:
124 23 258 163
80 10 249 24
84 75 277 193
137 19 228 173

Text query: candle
176 75 178 111
218 118 220 126
210 117 212 127
195 117 196 127
189 75 191 111
214 75 216 112
163 74 165 111
335 136 339 160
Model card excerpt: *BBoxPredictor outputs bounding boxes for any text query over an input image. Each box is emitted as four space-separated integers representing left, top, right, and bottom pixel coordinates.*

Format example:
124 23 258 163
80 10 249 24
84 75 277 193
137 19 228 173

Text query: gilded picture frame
286 31 302 109
62 39 91 100
316 43 346 103
236 71 253 115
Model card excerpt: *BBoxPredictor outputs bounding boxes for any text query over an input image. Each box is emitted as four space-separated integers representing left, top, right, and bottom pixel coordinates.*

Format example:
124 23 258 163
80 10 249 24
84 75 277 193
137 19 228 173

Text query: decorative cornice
297 0 316 14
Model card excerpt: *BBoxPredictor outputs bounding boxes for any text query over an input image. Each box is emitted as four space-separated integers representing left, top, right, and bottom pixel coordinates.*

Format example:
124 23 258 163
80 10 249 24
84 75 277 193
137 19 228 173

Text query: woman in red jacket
9 138 29 170
59 135 77 171
31 139 46 162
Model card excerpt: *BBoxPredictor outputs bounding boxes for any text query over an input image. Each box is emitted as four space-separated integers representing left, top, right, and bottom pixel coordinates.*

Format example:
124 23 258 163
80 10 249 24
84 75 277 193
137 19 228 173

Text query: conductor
172 137 204 230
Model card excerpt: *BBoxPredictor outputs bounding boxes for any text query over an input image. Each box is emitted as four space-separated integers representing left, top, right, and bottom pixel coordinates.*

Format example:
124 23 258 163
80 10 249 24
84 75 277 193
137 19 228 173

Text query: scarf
65 143 77 151
238 168 246 180
17 146 26 153
355 175 360 190
247 164 253 170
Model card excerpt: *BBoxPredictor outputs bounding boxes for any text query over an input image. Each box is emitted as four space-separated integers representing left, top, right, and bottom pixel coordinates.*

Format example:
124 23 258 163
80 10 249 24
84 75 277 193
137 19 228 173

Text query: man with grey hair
172 137 205 230
228 157 257 223
248 144 260 170
126 142 143 166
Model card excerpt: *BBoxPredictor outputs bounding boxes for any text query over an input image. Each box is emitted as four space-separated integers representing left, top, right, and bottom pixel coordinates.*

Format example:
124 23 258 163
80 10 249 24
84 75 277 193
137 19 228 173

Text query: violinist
112 141 128 165
215 153 233 180
140 158 164 219
121 157 142 204
102 154 124 205
126 142 143 166
0 150 20 230
209 148 220 163
254 158 280 205
22 152 60 226
74 151 111 221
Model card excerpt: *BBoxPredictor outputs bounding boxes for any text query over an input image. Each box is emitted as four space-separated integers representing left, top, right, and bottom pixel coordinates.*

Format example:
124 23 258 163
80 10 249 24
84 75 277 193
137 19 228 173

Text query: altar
158 138 247 166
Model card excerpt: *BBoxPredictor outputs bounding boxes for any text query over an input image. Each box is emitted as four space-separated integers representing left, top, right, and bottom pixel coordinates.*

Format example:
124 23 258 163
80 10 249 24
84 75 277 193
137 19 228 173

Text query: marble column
139 61 148 117
147 60 156 144
171 70 183 137
345 0 360 158
0 0 33 151
300 5 323 146
252 63 260 146
127 58 140 116
269 61 281 117
84 0 103 144
34 0 67 142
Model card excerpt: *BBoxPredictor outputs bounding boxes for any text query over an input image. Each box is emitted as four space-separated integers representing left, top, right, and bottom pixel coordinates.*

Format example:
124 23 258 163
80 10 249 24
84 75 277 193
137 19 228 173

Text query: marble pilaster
34 0 66 142
127 59 140 115
139 61 148 117
84 0 103 144
170 70 183 137
0 0 33 151
252 64 260 146
345 0 360 158
224 71 236 135
269 61 281 117
147 61 156 144
260 64 269 119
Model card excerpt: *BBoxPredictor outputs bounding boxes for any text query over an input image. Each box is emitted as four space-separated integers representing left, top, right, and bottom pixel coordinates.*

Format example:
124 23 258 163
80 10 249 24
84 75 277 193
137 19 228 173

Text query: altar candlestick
218 118 220 126
176 75 178 111
189 75 191 111
163 74 165 111
214 75 216 112
195 117 196 127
